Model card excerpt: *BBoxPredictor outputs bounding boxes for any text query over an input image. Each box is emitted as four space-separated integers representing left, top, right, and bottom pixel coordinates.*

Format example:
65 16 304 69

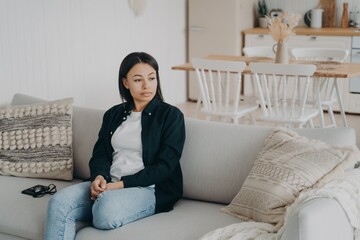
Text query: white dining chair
249 62 319 128
192 58 259 124
290 48 349 128
242 46 275 103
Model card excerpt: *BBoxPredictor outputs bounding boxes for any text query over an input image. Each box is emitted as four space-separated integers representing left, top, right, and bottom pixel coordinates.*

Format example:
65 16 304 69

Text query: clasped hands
90 175 124 200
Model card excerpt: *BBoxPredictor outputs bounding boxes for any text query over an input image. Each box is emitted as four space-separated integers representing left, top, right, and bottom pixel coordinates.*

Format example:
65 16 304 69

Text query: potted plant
258 0 268 28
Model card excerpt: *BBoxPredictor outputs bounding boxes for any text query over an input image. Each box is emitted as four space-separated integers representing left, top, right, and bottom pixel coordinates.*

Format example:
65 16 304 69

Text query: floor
176 101 360 149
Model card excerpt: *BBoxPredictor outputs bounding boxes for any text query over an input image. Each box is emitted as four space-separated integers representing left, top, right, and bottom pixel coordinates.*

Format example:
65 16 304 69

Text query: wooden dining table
172 54 360 78
172 54 360 127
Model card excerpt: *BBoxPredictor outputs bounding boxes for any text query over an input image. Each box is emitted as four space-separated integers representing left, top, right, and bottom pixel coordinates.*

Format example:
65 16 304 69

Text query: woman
44 52 186 240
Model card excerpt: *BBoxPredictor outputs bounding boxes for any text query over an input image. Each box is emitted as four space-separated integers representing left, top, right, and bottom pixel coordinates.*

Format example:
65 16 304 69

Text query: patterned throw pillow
221 128 360 225
0 98 74 180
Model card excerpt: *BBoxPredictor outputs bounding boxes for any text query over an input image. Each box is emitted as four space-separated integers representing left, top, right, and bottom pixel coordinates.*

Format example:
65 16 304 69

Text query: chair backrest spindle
290 47 349 128
192 58 259 124
250 62 318 128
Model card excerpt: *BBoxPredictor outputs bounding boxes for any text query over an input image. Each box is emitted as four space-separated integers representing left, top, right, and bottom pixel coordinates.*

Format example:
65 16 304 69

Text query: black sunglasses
33 184 57 198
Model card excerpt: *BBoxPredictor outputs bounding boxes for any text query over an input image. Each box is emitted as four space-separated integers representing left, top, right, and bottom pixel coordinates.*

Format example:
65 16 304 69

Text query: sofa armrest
281 198 353 240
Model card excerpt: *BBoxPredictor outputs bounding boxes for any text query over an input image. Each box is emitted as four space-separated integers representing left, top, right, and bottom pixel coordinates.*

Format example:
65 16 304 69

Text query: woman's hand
90 176 125 200
91 175 107 200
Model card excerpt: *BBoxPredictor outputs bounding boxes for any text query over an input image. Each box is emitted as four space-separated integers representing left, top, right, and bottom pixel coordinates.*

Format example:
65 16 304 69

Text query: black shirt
89 97 185 213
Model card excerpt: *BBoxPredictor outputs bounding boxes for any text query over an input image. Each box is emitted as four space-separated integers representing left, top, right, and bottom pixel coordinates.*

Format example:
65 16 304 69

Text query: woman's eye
134 79 141 82
149 77 156 81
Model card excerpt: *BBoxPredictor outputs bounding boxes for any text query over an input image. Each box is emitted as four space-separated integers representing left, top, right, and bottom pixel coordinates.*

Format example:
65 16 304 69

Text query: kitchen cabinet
348 37 360 113
243 29 353 113
348 94 360 113
245 34 352 50
187 0 257 101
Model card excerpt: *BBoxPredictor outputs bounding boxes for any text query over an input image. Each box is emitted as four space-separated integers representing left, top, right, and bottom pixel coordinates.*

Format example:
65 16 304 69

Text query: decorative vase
259 17 268 28
341 2 349 28
273 41 289 64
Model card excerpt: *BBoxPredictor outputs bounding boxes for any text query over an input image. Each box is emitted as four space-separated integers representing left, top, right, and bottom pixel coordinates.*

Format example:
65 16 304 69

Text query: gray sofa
0 93 355 240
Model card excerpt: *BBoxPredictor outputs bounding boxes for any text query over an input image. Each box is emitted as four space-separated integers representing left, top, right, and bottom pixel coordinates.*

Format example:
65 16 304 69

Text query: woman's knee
92 201 154 230
91 189 155 230
92 192 123 229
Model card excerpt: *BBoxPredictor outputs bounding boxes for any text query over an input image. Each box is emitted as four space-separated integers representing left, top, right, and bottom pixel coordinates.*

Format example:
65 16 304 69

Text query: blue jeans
44 182 155 240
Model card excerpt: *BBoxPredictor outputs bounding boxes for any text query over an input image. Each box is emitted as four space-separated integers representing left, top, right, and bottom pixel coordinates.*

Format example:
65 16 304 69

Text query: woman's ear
122 78 129 89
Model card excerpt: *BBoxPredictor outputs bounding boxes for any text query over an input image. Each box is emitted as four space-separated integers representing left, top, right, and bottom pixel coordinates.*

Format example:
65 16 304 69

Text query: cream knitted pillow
221 128 360 225
0 98 73 180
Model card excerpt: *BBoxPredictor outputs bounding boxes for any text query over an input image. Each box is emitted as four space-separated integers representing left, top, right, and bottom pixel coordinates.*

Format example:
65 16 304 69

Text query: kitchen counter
243 27 360 37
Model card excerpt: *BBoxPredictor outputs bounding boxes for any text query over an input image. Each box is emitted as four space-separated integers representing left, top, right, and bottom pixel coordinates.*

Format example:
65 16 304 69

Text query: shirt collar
124 97 161 115
143 97 160 115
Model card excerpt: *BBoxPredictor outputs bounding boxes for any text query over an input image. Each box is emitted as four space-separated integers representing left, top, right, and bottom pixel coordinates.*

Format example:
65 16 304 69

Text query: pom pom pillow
0 98 74 180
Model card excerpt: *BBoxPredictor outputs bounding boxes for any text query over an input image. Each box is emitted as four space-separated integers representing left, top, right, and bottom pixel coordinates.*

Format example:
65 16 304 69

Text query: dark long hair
118 52 164 104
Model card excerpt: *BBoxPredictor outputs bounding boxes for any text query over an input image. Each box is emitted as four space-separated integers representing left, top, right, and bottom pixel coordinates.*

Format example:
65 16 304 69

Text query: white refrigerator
187 0 257 100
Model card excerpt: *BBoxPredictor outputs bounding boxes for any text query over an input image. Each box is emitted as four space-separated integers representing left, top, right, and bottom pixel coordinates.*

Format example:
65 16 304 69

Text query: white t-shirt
110 111 143 182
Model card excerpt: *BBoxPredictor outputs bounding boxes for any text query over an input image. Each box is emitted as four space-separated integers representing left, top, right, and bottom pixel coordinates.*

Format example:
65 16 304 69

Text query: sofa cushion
9 93 104 180
76 199 240 240
221 128 360 225
0 175 82 240
0 98 74 180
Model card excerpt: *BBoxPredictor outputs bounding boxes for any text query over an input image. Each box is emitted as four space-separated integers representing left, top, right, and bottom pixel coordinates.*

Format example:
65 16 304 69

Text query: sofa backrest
71 106 103 179
181 119 271 204
10 94 357 204
180 119 356 204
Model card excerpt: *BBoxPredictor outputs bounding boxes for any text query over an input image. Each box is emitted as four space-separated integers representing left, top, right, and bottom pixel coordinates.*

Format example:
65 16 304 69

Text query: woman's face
123 63 158 112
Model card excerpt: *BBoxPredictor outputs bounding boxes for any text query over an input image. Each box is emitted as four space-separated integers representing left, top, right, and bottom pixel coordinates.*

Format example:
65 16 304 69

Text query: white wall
0 0 187 109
